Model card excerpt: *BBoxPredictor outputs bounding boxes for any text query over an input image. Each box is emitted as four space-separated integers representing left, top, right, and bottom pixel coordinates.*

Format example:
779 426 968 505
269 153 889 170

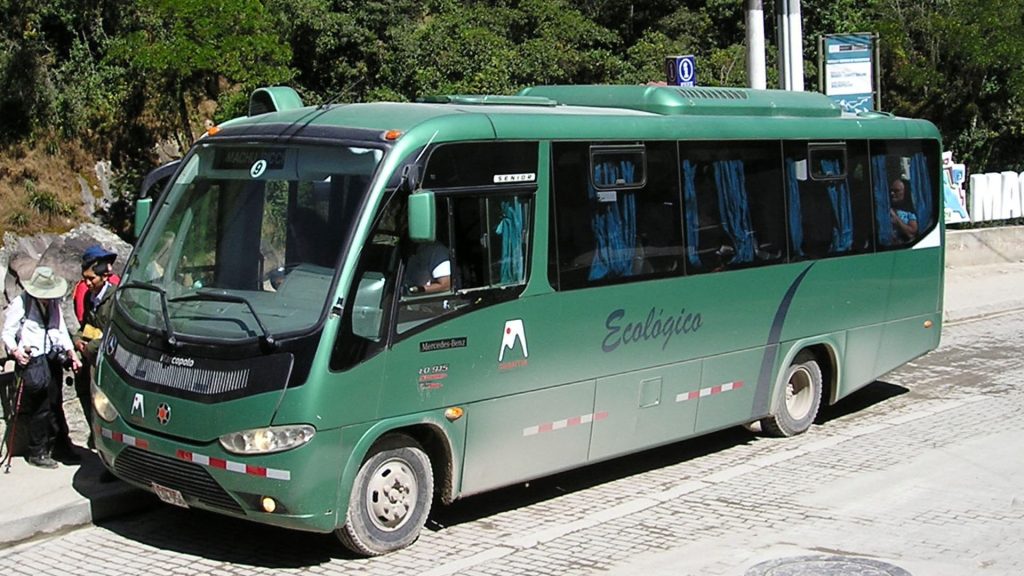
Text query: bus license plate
151 483 189 508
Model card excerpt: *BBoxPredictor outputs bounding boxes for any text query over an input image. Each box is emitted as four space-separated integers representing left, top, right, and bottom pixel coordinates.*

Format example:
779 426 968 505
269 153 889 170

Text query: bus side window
551 141 683 290
395 197 453 333
450 194 531 290
846 142 875 253
682 159 735 272
394 192 533 335
332 197 403 371
785 141 875 260
870 140 938 248
681 141 785 274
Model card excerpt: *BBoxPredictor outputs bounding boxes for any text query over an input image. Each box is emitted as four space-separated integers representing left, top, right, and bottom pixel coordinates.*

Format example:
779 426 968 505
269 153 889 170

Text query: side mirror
135 159 181 239
134 198 152 239
352 272 386 341
408 191 436 242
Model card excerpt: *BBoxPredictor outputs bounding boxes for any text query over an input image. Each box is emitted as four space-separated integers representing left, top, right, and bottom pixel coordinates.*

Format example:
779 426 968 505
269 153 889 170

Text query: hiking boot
27 455 59 469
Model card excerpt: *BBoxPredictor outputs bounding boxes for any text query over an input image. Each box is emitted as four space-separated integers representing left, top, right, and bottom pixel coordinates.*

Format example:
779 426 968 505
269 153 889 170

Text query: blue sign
665 55 697 87
822 34 876 113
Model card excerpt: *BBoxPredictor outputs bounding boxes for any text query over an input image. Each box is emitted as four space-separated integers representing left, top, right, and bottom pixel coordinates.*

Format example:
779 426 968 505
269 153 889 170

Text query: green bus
93 84 943 556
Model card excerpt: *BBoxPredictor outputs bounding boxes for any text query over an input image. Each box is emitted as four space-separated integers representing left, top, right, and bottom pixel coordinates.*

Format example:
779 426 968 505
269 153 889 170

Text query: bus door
357 142 574 495
385 186 557 495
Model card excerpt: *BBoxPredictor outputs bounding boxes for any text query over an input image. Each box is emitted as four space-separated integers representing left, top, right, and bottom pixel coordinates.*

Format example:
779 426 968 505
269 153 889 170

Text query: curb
0 456 156 549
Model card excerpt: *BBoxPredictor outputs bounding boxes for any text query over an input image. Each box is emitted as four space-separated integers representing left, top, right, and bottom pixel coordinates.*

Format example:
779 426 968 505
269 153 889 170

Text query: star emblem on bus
156 403 172 425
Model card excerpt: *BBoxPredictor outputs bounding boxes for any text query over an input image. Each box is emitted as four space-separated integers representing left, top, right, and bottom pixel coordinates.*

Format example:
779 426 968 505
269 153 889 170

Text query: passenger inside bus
404 241 451 295
871 151 932 248
888 178 918 243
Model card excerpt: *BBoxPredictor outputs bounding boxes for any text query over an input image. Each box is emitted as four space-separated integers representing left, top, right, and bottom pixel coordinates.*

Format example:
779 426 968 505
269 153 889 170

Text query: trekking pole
3 378 25 473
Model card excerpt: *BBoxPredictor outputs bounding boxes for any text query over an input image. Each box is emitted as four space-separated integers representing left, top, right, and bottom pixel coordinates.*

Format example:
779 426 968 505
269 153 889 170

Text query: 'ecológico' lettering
602 307 702 353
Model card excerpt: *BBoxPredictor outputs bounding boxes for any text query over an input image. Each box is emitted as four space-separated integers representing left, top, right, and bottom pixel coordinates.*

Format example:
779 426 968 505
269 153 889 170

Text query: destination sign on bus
213 147 286 171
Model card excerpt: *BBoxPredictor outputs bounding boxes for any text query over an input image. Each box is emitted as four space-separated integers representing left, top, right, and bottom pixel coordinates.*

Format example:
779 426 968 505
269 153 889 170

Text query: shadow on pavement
816 380 909 425
70 448 158 522
99 505 348 567
432 379 909 532
431 425 759 531
92 380 910 568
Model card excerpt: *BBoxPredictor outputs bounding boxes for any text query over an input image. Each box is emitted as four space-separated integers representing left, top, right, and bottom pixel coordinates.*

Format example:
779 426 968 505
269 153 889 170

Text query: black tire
336 434 433 556
760 351 823 437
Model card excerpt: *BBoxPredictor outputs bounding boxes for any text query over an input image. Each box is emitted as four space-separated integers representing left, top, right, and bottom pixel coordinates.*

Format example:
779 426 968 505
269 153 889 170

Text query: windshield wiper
119 280 178 348
169 289 276 350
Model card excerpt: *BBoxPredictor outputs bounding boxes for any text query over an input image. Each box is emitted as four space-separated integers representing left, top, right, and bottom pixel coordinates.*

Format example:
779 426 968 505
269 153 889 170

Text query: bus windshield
119 142 383 343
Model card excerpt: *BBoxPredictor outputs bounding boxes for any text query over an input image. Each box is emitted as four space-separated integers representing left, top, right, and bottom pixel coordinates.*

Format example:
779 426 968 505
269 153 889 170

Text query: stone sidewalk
0 360 155 545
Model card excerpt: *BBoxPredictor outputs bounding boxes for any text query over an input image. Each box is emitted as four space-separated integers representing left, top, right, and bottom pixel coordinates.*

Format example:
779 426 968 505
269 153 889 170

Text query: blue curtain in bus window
909 152 934 230
713 159 755 263
588 161 637 280
682 160 702 267
785 158 804 258
495 197 525 284
872 155 893 247
820 159 853 253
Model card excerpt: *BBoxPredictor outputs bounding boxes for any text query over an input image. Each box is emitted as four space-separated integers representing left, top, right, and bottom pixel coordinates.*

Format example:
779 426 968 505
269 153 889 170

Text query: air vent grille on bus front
112 346 250 396
115 447 244 513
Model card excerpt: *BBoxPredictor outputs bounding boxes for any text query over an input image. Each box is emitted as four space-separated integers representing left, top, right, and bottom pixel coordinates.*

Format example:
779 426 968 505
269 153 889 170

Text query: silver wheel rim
785 365 814 421
365 457 418 532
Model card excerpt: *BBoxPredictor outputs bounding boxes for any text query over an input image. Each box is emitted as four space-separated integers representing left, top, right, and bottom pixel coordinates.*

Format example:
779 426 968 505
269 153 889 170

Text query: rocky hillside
0 223 132 346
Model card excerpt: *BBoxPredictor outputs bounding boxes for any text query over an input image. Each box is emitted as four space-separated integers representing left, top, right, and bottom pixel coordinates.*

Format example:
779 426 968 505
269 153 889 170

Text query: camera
46 346 73 369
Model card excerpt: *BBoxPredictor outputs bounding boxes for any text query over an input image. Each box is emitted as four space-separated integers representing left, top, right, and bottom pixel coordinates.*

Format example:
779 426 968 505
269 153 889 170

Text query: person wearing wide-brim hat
1 266 82 469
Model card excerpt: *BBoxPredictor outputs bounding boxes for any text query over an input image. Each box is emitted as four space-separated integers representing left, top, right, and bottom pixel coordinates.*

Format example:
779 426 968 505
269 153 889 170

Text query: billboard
820 33 878 113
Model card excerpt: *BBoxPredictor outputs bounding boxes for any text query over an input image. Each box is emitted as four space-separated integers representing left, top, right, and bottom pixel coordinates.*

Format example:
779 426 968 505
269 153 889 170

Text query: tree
868 0 1024 171
0 3 54 142
376 0 622 99
264 0 424 104
108 0 294 149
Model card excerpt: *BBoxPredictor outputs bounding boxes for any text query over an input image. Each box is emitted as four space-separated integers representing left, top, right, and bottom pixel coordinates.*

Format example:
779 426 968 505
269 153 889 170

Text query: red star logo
156 403 171 425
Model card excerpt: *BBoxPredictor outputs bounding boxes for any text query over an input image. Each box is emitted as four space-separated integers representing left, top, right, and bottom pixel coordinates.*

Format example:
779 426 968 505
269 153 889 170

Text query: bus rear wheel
760 352 822 437
336 434 433 556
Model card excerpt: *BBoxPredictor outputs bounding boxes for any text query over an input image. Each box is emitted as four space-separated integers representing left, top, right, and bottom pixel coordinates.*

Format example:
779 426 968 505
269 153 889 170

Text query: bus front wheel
760 352 822 437
336 434 434 556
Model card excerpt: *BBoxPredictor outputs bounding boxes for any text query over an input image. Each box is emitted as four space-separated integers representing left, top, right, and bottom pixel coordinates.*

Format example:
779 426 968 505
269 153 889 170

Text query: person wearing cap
71 245 120 445
73 245 120 324
2 266 82 469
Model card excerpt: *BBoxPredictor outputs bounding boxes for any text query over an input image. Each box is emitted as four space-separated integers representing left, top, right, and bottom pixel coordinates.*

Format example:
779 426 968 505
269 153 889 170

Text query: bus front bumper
93 421 345 534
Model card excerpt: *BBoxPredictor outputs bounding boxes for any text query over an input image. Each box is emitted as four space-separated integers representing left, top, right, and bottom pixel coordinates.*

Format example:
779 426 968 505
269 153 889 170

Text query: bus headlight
219 425 316 455
92 382 119 423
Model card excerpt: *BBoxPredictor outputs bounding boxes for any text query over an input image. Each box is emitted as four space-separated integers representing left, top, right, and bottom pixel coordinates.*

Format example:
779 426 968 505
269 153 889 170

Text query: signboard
943 150 969 223
665 55 696 87
821 34 877 113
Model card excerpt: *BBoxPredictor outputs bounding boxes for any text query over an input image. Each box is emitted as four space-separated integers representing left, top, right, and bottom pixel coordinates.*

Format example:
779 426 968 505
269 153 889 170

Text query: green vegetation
2 0 1023 237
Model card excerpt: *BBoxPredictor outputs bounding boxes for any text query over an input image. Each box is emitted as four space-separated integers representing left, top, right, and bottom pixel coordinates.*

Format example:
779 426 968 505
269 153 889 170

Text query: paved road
1 310 1022 576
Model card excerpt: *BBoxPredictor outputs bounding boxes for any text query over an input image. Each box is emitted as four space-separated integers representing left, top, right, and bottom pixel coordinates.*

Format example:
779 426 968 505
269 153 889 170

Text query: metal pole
873 33 882 110
746 0 767 89
3 380 25 473
776 0 805 91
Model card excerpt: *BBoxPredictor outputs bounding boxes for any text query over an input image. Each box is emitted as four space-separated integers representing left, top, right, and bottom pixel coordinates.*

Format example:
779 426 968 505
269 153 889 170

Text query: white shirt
432 260 451 280
2 294 75 358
